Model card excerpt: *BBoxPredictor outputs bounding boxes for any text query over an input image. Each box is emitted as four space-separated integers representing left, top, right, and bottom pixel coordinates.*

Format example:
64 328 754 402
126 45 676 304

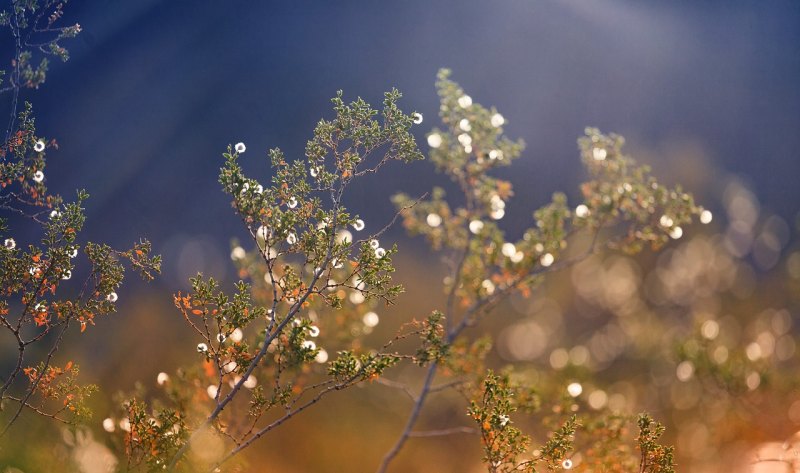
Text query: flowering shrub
11 3 796 473
0 0 160 438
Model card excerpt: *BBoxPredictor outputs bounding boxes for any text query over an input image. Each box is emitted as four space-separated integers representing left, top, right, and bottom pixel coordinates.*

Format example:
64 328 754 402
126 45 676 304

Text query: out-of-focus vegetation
2 2 799 473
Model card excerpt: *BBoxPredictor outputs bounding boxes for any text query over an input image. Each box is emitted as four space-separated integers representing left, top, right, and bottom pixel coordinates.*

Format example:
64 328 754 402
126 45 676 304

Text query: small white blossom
336 229 352 244
49 210 60 219
230 328 243 343
592 147 607 161
34 140 45 152
567 382 583 397
669 226 683 239
230 246 246 260
469 220 484 234
540 253 554 267
256 225 270 240
700 210 713 224
575 205 590 218
308 325 320 337
243 376 257 389
287 197 298 208
457 95 472 108
61 270 71 280
459 119 471 132
426 213 442 228
488 149 503 160
510 251 524 263
501 243 516 258
106 292 118 303
362 311 379 328
490 113 505 127
490 208 505 220
457 133 472 146
375 247 386 259
498 414 510 427
69 247 78 258
33 171 44 183
310 167 319 178
157 372 169 385
234 142 246 153
369 239 380 249
197 343 208 353
217 333 227 343
302 340 316 351
119 418 131 432
463 145 472 154
412 112 423 124
315 349 329 363
659 215 674 228
206 385 218 399
562 459 573 469
427 133 442 148
3 238 15 250
102 418 116 433
353 219 365 231
286 232 297 245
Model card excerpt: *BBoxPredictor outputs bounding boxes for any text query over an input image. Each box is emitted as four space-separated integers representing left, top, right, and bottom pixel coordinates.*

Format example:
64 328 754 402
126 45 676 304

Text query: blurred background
2 0 800 472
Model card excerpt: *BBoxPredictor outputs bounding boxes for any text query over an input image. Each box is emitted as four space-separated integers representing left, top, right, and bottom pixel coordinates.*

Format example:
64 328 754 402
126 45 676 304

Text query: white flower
540 253 554 267
61 270 71 280
459 119 471 132
308 325 320 337
562 458 573 469
510 251 524 263
567 382 583 397
498 414 510 427
49 210 60 219
490 113 505 127
217 333 227 343
230 328 243 343
315 349 329 364
256 225 270 240
3 238 15 250
287 197 298 209
457 95 472 108
349 291 365 305
659 215 673 228
481 279 495 295
106 292 118 303
427 133 442 149
469 220 484 234
488 149 503 161
230 246 246 260
197 343 208 353
374 247 386 259
102 418 115 433
302 340 316 351
592 147 607 161
700 210 713 224
490 208 505 220
501 243 516 258
119 418 131 432
157 372 169 385
68 247 78 258
669 226 683 239
310 167 319 178
206 385 218 399
353 219 365 231
332 258 344 269
362 311 379 328
336 230 352 244
33 171 44 183
234 142 246 153
575 205 590 218
426 213 442 228
286 232 297 245
463 145 472 154
457 133 472 146
369 239 380 249
34 140 45 152
412 112 423 124
243 376 257 389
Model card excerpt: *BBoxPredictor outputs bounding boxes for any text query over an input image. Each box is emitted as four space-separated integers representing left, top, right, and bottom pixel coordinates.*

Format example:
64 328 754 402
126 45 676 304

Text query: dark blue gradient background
20 0 800 286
